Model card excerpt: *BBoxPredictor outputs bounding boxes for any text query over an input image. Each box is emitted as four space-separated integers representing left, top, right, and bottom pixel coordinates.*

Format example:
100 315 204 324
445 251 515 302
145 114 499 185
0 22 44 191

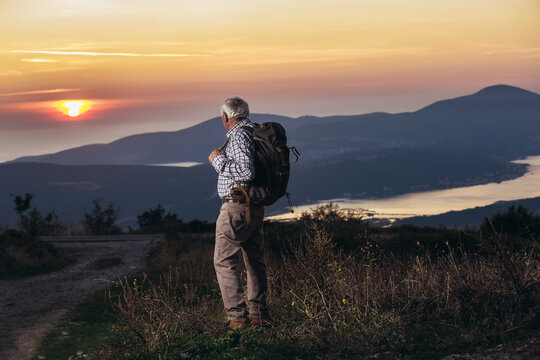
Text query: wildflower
291 301 295 307
342 298 347 304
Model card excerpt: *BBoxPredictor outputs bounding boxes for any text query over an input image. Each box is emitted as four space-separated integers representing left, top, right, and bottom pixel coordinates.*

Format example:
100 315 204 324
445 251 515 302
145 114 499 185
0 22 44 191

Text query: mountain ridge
0 150 526 226
10 84 540 165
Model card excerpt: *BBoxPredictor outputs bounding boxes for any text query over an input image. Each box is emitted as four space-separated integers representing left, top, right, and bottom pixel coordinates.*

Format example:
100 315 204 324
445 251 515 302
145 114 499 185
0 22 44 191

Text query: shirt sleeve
211 130 255 182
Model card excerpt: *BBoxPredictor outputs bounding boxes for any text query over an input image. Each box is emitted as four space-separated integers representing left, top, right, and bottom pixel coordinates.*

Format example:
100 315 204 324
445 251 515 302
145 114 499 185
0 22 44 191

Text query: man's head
221 96 249 131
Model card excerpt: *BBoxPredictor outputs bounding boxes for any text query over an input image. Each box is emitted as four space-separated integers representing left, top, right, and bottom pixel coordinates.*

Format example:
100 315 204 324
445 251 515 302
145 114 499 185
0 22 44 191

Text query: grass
31 205 540 359
33 289 119 360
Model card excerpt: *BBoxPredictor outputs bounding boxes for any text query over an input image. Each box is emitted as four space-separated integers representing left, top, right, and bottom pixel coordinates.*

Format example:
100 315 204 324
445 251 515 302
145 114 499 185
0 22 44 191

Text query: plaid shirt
211 118 256 198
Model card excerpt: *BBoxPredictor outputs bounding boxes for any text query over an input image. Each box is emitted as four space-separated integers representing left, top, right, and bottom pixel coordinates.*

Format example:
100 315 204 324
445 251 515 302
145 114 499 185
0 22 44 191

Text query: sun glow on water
55 100 92 117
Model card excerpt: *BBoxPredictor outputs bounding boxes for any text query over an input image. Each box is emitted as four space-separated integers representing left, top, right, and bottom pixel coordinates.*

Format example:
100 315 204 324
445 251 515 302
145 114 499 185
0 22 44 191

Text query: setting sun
55 100 92 117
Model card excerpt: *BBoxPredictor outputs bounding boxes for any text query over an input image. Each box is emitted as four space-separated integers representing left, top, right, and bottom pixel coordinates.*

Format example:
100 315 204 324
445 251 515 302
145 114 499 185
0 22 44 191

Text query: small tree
137 205 180 234
12 193 66 236
137 205 165 233
19 207 44 236
83 199 121 235
42 211 67 236
14 193 34 215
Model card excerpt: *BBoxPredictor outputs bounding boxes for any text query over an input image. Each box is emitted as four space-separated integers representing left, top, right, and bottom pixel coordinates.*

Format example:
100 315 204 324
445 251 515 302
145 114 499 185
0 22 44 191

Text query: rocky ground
0 236 160 360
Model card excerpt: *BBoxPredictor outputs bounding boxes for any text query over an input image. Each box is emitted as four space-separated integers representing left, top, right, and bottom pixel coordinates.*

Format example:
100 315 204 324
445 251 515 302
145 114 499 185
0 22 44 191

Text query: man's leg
214 203 249 322
241 205 268 320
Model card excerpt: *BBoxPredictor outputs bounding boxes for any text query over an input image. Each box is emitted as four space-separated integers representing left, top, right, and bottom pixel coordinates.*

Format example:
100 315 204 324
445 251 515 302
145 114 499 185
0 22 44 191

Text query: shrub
0 229 73 277
12 193 66 236
481 205 540 246
83 199 121 235
135 205 216 237
298 202 368 252
136 205 180 234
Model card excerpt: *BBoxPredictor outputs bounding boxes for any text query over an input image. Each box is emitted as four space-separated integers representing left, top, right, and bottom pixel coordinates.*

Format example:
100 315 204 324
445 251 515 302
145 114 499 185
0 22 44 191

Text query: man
208 96 268 329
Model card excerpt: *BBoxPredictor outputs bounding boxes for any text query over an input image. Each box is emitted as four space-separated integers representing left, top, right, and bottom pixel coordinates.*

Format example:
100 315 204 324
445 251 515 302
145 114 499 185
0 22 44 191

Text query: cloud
213 46 430 66
11 50 210 57
21 58 58 63
0 88 82 97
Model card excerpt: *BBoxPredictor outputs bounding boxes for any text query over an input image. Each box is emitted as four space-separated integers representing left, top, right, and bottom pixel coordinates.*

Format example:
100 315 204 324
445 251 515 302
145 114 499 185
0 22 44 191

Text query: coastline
268 155 540 223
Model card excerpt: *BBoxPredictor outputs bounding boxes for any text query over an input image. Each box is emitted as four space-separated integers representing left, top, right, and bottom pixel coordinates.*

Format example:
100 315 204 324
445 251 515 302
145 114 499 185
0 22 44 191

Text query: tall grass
109 271 223 359
98 206 539 359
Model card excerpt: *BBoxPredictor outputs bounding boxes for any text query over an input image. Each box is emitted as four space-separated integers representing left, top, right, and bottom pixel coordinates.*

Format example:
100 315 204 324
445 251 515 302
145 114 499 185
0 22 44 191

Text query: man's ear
222 113 228 123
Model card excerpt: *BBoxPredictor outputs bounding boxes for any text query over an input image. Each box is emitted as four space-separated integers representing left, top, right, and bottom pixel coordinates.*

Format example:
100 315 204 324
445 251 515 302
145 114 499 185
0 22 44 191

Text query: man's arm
210 131 255 182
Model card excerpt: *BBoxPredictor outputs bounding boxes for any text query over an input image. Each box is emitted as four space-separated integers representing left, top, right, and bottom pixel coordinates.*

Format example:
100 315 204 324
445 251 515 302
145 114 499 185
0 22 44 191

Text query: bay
269 155 540 222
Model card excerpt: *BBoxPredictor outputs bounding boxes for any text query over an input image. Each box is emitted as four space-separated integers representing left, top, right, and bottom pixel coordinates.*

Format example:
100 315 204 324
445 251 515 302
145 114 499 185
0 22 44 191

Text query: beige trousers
214 201 267 321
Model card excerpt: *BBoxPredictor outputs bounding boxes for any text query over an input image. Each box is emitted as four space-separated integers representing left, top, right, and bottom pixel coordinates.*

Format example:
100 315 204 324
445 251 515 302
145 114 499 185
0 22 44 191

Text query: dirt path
0 236 161 360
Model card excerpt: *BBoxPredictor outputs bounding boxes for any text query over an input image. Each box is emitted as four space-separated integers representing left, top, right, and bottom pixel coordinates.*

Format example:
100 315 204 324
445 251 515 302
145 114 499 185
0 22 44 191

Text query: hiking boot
228 320 250 330
250 317 271 328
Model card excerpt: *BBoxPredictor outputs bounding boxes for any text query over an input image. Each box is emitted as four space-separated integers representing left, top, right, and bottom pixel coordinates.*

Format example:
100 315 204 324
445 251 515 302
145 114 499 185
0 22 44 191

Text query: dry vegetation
85 204 540 359
0 229 73 278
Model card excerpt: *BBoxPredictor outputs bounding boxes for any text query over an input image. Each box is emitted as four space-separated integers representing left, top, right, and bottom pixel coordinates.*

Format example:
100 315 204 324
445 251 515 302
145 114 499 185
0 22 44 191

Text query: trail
0 235 161 360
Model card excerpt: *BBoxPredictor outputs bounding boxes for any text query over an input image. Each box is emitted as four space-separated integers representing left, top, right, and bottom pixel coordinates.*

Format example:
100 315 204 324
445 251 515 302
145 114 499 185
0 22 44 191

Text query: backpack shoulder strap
241 124 256 133
217 137 230 151
218 123 258 151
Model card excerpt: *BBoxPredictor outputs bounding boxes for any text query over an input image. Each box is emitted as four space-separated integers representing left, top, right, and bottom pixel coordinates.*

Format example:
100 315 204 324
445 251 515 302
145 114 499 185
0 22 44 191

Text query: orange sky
0 0 539 162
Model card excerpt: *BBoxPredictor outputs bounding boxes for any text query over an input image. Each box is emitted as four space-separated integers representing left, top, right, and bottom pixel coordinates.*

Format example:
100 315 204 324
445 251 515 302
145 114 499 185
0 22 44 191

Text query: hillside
10 85 540 165
0 152 525 226
10 114 313 165
292 85 540 161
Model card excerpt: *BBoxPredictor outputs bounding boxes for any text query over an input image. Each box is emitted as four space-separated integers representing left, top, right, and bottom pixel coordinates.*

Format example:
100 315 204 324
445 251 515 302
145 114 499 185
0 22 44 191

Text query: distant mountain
10 114 302 165
292 85 540 161
10 84 540 165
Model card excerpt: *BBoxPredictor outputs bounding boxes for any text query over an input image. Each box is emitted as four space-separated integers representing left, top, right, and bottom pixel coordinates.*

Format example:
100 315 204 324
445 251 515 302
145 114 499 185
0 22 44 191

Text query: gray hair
221 96 249 120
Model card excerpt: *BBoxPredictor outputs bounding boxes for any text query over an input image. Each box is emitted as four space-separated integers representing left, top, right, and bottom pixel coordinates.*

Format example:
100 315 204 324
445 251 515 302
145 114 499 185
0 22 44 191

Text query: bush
298 202 368 252
12 193 66 236
0 229 73 278
83 199 121 235
135 205 216 237
136 205 179 234
481 205 540 246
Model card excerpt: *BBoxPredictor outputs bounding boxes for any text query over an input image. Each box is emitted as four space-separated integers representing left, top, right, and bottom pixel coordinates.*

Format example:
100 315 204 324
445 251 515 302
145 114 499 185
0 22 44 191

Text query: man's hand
208 149 225 163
